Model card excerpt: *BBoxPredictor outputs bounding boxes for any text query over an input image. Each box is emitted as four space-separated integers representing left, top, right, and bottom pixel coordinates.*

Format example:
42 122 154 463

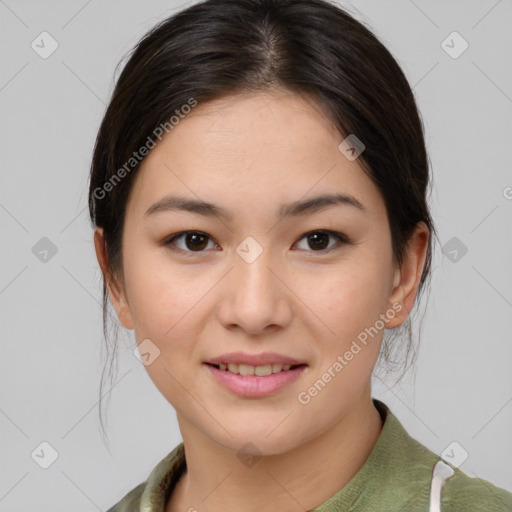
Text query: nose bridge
218 237 290 333
234 237 280 302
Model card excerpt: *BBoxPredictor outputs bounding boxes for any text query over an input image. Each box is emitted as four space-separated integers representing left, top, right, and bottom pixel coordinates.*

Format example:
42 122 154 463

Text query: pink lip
203 363 307 398
204 351 306 366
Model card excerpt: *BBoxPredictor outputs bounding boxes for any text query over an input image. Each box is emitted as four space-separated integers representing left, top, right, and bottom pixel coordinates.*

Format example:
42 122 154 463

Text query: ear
93 227 134 330
385 222 429 328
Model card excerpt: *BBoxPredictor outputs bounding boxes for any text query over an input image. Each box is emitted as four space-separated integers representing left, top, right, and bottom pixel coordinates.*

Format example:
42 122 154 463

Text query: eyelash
163 230 351 255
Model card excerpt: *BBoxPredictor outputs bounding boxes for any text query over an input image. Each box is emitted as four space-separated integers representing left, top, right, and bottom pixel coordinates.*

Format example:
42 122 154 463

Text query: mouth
203 362 308 398
204 362 307 376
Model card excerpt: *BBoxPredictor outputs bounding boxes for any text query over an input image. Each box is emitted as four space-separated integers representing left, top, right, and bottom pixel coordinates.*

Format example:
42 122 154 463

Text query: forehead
165 90 340 163
127 90 385 223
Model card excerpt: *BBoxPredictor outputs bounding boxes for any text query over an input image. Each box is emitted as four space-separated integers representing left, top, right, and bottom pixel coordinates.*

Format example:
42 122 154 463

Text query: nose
216 246 293 335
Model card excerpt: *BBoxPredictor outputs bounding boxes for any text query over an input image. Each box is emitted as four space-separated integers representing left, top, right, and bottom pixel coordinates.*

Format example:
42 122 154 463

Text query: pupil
187 233 208 251
309 232 328 250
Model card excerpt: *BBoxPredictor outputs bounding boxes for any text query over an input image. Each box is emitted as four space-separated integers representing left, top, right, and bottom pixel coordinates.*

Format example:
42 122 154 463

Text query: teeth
216 363 294 375
255 365 272 376
239 364 255 376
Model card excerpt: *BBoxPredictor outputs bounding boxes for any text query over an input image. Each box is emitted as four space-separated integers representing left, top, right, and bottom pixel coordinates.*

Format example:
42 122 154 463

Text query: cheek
293 260 387 421
298 251 392 339
291 250 393 400
122 249 211 404
122 245 208 342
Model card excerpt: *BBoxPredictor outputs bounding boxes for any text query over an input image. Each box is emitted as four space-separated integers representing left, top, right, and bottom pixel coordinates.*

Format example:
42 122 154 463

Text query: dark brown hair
88 0 437 444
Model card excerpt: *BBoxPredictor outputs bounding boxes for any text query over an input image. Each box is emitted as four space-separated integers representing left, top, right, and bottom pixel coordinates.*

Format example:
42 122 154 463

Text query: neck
167 396 383 512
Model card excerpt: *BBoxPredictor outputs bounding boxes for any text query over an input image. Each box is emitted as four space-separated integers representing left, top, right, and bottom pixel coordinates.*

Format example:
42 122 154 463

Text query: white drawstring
429 460 455 512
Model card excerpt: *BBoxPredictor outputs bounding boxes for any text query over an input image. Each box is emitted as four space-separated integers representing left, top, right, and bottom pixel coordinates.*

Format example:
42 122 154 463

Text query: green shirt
106 399 512 511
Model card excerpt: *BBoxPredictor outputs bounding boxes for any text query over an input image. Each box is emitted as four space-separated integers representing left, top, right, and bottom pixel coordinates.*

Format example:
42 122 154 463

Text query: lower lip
203 363 307 398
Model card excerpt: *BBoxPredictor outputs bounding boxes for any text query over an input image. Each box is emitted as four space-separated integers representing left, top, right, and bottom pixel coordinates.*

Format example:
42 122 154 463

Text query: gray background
1 0 511 510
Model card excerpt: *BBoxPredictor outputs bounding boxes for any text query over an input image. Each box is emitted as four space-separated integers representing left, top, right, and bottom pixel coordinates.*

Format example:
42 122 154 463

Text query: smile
203 363 308 397
207 362 304 376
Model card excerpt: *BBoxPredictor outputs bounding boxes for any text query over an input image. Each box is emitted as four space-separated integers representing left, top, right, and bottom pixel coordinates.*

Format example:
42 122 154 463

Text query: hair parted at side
88 0 437 445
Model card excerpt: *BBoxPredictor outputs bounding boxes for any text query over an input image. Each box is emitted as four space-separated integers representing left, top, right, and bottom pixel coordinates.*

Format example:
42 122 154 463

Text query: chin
206 423 307 457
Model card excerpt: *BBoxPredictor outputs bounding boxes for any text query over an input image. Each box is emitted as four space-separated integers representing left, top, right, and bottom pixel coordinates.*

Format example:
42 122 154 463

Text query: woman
88 0 512 510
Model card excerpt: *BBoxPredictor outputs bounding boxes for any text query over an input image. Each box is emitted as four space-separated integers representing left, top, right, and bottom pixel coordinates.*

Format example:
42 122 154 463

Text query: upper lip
204 352 307 367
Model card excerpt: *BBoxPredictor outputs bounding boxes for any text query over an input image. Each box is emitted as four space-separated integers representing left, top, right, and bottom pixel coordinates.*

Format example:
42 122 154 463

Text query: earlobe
93 227 134 330
386 222 429 329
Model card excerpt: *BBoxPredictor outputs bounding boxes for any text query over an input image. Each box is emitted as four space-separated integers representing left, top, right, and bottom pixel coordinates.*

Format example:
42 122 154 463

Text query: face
97 90 420 455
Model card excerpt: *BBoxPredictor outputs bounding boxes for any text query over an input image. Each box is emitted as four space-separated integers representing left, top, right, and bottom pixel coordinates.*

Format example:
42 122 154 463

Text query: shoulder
105 481 146 512
441 467 512 511
105 442 186 512
369 400 512 511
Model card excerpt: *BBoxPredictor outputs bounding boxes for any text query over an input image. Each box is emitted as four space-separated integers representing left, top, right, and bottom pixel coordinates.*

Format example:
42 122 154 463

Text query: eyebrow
144 193 366 220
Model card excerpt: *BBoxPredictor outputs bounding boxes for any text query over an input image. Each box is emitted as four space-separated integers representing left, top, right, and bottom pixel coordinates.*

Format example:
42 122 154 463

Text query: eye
294 230 349 252
164 231 219 253
164 229 349 254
